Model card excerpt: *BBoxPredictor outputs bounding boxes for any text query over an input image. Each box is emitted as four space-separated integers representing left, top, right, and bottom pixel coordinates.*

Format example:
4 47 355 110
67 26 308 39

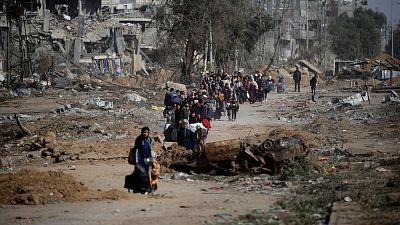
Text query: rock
113 209 121 213
54 155 69 163
7 156 23 163
124 93 147 103
41 150 53 157
344 197 352 202
56 107 65 113
68 165 76 170
0 157 9 167
44 132 57 150
166 81 187 92
28 151 42 158
69 154 79 160
376 167 391 172
93 128 107 135
31 142 43 151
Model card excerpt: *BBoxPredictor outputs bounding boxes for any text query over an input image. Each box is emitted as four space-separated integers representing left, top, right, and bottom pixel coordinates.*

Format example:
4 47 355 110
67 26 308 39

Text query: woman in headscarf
133 127 153 194
177 119 195 150
249 76 258 104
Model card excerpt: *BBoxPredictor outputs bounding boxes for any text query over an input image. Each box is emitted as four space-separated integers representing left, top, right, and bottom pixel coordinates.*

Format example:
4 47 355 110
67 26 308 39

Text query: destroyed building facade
0 0 156 86
260 0 368 67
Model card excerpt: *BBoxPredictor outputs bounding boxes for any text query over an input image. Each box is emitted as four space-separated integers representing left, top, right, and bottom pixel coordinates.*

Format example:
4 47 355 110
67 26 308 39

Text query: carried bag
128 148 137 165
124 173 137 192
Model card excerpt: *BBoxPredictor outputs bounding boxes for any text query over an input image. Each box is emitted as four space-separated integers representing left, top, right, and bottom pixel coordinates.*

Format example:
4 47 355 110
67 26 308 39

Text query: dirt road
1 84 399 225
0 93 290 225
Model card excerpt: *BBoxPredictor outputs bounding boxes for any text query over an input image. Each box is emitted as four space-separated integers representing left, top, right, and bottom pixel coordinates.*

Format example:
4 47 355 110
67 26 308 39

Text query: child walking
230 100 239 121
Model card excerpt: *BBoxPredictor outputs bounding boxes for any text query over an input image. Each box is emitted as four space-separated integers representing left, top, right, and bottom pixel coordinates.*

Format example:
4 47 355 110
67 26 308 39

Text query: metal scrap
169 136 309 175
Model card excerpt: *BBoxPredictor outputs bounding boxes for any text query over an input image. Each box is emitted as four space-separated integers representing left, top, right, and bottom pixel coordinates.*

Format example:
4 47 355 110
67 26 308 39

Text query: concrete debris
344 197 352 202
166 81 187 92
63 14 71 21
339 92 369 106
383 90 400 103
375 167 391 172
0 158 9 167
10 87 32 96
15 114 32 136
124 93 147 103
87 97 114 110
28 151 42 159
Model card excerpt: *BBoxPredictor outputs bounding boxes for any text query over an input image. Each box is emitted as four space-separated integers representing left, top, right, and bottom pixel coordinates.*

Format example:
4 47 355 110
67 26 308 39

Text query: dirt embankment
0 170 134 205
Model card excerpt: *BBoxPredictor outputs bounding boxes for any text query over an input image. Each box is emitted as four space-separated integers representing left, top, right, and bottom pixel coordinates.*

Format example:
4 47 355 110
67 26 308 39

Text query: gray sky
368 0 400 25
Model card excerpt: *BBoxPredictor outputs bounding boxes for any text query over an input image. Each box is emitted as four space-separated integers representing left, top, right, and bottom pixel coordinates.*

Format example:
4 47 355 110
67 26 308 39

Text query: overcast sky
368 0 400 25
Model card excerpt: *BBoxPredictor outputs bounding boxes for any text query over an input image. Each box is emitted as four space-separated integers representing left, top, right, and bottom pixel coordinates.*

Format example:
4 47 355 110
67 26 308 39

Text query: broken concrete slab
339 92 369 106
0 158 9 167
383 90 400 103
166 81 187 92
124 93 147 103
28 151 43 159
86 97 114 110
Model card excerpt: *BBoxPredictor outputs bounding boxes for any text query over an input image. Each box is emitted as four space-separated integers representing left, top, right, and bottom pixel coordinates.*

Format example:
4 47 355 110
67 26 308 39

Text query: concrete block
73 38 82 64
28 151 42 158
0 157 9 167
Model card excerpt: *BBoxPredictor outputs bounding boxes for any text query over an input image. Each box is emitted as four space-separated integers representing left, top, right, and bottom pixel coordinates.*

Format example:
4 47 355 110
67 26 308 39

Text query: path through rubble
0 93 293 225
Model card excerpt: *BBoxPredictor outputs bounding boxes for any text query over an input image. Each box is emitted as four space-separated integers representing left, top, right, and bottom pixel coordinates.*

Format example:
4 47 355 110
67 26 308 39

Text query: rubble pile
0 84 166 169
0 170 133 205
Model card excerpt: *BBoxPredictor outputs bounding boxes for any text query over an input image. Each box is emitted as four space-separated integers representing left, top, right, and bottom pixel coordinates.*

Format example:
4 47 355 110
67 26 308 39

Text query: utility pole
235 48 238 72
391 0 394 57
204 40 208 72
306 0 309 52
6 16 10 87
209 21 213 72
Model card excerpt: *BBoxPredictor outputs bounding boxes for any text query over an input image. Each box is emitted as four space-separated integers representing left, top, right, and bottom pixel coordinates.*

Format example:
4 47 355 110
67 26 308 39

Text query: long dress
249 82 258 104
134 137 152 193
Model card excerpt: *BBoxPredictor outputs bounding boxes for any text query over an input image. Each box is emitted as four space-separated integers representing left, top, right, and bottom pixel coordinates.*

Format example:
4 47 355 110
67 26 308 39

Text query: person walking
293 66 301 92
265 75 275 102
310 74 317 102
230 100 239 121
249 77 258 104
132 127 153 194
177 119 195 150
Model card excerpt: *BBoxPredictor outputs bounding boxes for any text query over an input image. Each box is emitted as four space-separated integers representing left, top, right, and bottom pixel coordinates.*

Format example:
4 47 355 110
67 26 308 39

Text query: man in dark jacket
310 74 317 102
293 66 301 92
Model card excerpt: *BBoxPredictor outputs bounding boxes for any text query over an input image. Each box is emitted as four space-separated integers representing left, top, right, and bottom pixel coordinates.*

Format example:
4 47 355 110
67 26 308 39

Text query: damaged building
0 0 154 86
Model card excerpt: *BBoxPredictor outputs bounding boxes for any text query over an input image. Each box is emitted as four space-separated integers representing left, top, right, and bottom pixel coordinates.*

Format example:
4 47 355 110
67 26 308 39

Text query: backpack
128 147 137 165
171 93 181 104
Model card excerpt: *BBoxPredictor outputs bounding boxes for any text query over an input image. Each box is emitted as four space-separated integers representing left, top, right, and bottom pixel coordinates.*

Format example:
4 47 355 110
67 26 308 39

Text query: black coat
293 70 301 81
310 77 317 87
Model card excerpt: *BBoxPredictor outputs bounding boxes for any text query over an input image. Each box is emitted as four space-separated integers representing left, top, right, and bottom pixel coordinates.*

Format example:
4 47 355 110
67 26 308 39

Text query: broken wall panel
45 0 101 18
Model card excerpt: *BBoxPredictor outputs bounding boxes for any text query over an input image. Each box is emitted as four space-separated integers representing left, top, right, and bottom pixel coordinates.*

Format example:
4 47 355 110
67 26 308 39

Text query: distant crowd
162 71 283 150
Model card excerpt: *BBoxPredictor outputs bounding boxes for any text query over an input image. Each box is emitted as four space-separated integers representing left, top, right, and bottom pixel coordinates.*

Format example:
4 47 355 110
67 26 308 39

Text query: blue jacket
134 136 152 166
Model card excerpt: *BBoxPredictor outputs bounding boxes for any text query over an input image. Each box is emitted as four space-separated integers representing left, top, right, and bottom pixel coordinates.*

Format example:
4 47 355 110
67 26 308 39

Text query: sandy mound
112 69 174 88
157 143 188 172
0 170 133 205
325 78 381 90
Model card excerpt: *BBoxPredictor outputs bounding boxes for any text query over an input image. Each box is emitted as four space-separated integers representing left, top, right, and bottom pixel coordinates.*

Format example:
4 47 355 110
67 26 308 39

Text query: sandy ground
1 81 399 225
0 93 288 225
